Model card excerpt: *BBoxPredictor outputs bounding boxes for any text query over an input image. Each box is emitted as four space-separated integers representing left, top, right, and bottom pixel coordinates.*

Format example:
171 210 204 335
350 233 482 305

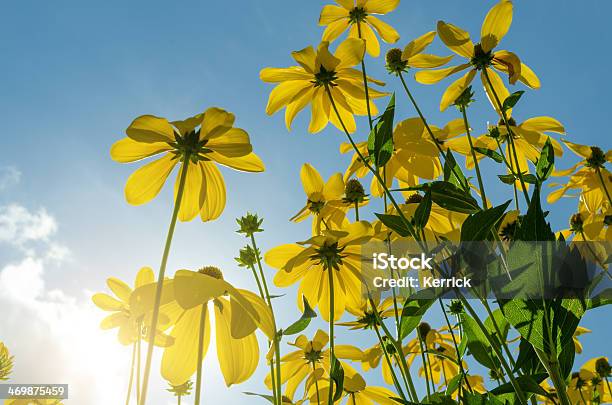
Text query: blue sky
0 0 610 403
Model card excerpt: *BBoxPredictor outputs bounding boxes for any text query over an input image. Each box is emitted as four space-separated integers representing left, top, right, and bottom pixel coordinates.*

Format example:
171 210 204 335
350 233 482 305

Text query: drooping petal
199 161 226 221
124 154 178 205
200 107 236 140
238 289 275 340
520 116 565 134
161 306 209 386
264 244 305 269
481 68 510 116
301 163 325 196
480 0 513 53
135 267 155 288
364 0 400 14
215 301 259 386
319 4 348 26
171 113 204 136
285 86 315 130
366 16 400 44
206 128 253 157
259 67 312 82
265 80 313 116
414 64 471 85
100 312 128 330
92 293 124 311
329 86 357 133
492 50 522 84
348 22 380 57
518 62 541 89
207 151 265 173
402 31 436 59
110 138 172 163
315 42 342 72
126 115 175 143
291 46 317 73
437 21 474 59
322 18 351 42
309 88 331 133
335 38 366 69
564 141 593 159
106 277 132 302
175 161 203 222
173 270 228 310
323 173 345 200
407 53 454 68
440 69 477 111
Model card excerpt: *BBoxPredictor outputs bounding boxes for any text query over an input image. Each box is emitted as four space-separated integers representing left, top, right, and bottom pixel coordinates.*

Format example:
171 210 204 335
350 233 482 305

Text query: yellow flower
450 375 487 399
573 326 591 354
291 163 348 234
385 31 454 74
260 39 387 134
415 0 540 111
0 342 13 381
548 142 612 213
92 267 173 346
265 221 374 321
111 108 264 222
311 365 397 405
264 330 363 401
337 296 397 330
160 267 273 387
566 357 612 404
4 401 65 405
319 0 400 57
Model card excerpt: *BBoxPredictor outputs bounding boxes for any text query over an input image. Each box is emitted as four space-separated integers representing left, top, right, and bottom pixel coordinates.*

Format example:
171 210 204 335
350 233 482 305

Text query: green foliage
399 299 434 340
282 296 317 336
502 91 525 112
413 190 432 230
460 200 511 241
368 94 395 167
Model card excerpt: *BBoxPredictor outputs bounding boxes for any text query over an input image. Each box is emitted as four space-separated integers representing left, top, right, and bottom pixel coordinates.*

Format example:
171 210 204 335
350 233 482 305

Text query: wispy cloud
0 166 21 191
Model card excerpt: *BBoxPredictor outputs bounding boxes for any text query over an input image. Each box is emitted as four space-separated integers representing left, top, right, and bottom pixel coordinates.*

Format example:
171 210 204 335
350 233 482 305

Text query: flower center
311 241 346 271
570 213 583 233
173 130 213 162
585 146 606 168
417 322 431 340
344 179 366 204
595 357 611 377
471 43 493 70
198 266 224 280
348 7 367 24
356 309 382 329
308 199 326 214
500 220 517 242
385 48 407 75
405 193 423 204
304 349 323 363
313 65 338 88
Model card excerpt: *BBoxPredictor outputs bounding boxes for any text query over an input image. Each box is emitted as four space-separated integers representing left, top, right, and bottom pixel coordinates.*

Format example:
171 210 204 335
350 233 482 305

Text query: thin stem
312 362 322 405
461 107 488 209
136 324 141 404
480 298 517 370
534 348 572 405
178 396 181 405
482 68 530 205
139 158 190 405
595 167 612 206
438 299 472 394
326 267 335 405
373 325 408 402
125 342 137 405
356 21 374 130
417 334 434 399
194 304 207 405
354 201 359 221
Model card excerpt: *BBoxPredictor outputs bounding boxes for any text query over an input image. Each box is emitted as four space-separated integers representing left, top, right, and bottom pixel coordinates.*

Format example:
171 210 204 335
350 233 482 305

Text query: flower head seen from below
110 108 265 222
265 221 374 321
260 39 387 134
415 0 540 111
160 267 274 387
0 342 13 381
312 365 397 405
319 0 400 57
386 31 453 75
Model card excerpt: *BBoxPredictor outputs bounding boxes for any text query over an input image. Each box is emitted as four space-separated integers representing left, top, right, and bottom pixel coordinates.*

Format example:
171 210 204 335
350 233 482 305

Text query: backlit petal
366 16 400 43
206 128 253 157
126 115 175 143
92 293 123 311
175 161 203 222
440 69 477 111
199 161 226 221
301 163 325 196
110 138 171 163
520 116 565 134
402 31 436 59
437 21 474 59
208 151 265 172
323 173 345 200
481 0 513 53
319 5 349 25
285 87 315 130
518 62 541 89
335 38 366 69
259 67 312 82
292 46 317 73
200 107 235 140
266 80 313 116
135 267 155 288
107 277 132 302
364 0 399 14
124 154 178 205
309 88 330 133
407 53 454 68
349 22 380 57
481 68 510 116
322 18 351 42
415 63 470 85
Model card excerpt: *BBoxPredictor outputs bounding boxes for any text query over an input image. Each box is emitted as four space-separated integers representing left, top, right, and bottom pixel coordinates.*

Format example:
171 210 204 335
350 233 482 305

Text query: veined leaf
282 296 317 335
375 213 413 238
536 137 555 182
502 90 525 112
461 313 499 370
460 200 511 241
367 94 395 167
474 147 503 163
444 150 469 191
413 190 432 230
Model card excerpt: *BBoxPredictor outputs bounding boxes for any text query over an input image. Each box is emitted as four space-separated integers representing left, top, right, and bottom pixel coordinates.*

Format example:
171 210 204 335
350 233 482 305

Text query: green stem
194 304 207 405
356 21 373 131
482 68 530 205
373 325 408 402
136 323 141 404
438 299 472 394
178 395 182 405
480 298 517 370
495 138 520 211
595 167 612 206
139 158 190 405
417 333 434 399
534 348 572 405
354 201 359 221
125 341 136 405
312 362 322 405
326 267 335 405
461 106 488 209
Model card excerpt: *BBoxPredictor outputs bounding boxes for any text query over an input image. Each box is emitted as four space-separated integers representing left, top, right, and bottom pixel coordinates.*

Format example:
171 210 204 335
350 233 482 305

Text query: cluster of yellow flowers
91 1 610 405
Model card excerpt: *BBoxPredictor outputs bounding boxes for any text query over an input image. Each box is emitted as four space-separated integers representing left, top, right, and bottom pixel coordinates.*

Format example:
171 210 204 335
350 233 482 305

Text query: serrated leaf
484 308 510 343
523 174 538 184
474 147 503 163
460 200 511 241
461 313 499 370
367 94 395 167
536 137 555 182
408 181 480 214
282 296 317 335
414 190 432 230
502 90 525 112
515 186 555 241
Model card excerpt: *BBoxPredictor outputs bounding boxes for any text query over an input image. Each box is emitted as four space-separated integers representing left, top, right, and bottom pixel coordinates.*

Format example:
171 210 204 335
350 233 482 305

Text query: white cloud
0 166 21 191
0 204 58 247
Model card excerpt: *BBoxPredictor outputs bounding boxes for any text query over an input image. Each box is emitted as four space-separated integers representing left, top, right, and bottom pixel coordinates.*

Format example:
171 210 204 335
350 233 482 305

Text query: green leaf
460 200 511 241
490 373 550 398
461 314 499 370
464 393 505 405
243 392 275 403
330 355 344 402
401 182 480 214
445 374 463 397
484 308 510 343
536 137 555 182
414 190 432 230
502 90 525 112
522 174 538 184
399 299 434 340
474 147 503 163
444 150 470 191
514 338 545 375
375 213 413 237
498 174 516 185
515 186 555 241
282 296 317 335
588 288 612 309
367 94 395 167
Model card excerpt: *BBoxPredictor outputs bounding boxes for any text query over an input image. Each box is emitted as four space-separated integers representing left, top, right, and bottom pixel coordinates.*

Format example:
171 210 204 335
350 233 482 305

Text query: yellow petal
480 0 513 53
311 329 330 351
437 21 474 59
315 42 341 72
520 116 565 134
135 267 155 288
200 107 235 140
259 67 312 82
285 87 315 130
518 62 541 89
323 173 345 200
366 16 400 43
208 151 265 172
124 154 177 205
322 18 350 42
407 53 454 68
292 46 317 73
106 277 132 302
215 300 259 386
126 115 175 143
564 141 592 159
110 138 171 163
350 22 380 57
265 80 313 115
301 163 325 196
492 50 522 84
100 312 128 330
336 0 354 10
173 270 228 310
335 38 366 69
402 31 436 59
171 113 204 136
328 86 357 133
364 0 399 14
92 293 123 311
175 161 203 222
129 279 175 318
335 345 364 360
161 306 209 386
199 161 226 221
309 88 330 133
264 244 305 269
238 289 275 340
319 5 349 25
440 69 476 111
481 68 510 116
415 63 471 85
206 128 253 157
